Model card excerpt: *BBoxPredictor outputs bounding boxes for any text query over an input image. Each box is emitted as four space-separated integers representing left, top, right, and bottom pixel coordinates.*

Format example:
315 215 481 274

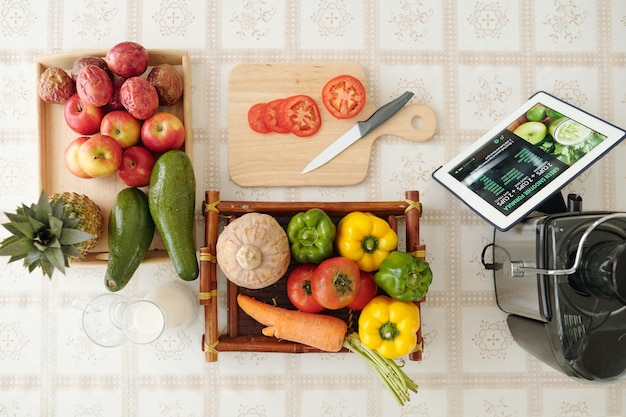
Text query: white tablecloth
1 1 626 416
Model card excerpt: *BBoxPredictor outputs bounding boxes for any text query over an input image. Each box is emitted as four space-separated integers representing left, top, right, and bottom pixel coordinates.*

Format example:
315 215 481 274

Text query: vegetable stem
343 332 418 406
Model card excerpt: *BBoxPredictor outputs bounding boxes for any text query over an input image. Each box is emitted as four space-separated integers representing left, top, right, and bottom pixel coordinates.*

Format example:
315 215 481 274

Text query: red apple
76 134 123 177
75 64 113 107
64 94 105 135
141 112 186 153
100 110 142 149
120 77 159 120
64 136 92 179
118 146 156 187
106 41 149 78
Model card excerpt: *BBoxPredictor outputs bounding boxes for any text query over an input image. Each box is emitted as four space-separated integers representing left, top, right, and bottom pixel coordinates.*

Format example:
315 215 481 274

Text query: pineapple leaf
4 210 29 222
26 216 46 236
23 250 44 274
63 244 84 260
42 246 66 277
0 234 20 247
0 237 36 258
48 215 64 238
4 212 43 238
36 256 58 278
1 220 29 237
60 228 94 246
50 195 65 218
12 221 38 239
63 217 80 230
37 191 53 215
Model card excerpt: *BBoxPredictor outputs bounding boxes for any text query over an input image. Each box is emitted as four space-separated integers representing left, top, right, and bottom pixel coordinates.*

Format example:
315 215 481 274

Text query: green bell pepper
286 208 336 264
374 251 432 302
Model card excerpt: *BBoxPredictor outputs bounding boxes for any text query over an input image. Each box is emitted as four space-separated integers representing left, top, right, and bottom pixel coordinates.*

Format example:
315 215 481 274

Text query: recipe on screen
449 104 606 215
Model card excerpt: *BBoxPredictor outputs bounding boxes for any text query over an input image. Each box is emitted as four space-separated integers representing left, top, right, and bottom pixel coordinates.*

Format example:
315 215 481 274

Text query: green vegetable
148 150 199 281
374 251 433 302
105 187 154 292
343 332 418 406
538 131 605 165
286 208 336 264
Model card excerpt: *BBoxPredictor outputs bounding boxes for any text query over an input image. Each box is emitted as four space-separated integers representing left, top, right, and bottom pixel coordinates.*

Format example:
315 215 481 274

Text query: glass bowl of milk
143 282 198 332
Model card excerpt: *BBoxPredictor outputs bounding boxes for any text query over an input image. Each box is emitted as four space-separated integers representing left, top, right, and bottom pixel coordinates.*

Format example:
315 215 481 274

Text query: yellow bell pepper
358 295 420 359
336 211 398 272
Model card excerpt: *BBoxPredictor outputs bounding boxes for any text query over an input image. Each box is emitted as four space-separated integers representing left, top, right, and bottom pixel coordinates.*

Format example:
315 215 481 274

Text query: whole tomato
311 257 361 310
347 271 378 311
287 263 324 313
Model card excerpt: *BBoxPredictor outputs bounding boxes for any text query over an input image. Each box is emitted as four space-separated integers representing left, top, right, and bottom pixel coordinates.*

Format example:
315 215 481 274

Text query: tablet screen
433 91 625 230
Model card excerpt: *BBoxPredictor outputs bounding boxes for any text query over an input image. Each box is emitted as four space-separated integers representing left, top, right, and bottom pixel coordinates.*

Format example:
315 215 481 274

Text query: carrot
236 294 347 352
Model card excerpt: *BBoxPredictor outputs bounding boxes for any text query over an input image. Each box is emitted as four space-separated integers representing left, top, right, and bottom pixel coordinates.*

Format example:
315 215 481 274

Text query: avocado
148 150 199 281
105 187 155 292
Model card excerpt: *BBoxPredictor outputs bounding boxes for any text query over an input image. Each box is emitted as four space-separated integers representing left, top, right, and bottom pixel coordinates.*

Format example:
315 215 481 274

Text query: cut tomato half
262 98 291 133
247 102 271 133
321 74 366 119
278 95 322 137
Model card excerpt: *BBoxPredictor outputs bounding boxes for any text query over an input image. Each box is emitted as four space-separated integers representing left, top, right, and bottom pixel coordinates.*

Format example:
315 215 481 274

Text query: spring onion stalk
343 332 418 406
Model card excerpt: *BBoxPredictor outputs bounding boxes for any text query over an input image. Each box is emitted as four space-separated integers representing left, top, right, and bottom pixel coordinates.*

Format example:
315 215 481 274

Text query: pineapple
0 191 103 278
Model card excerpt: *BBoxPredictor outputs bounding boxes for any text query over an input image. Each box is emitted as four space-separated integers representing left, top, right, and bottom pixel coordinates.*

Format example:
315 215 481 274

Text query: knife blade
301 91 414 174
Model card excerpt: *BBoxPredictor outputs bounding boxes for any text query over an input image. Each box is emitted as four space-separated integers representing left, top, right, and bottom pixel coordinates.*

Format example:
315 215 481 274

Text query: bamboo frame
200 190 426 362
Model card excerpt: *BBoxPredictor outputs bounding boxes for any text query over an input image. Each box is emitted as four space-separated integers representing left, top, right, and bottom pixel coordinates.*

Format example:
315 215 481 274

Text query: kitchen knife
301 91 415 174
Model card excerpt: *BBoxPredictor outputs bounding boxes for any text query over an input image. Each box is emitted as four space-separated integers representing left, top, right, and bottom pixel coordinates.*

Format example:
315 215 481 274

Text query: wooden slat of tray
200 190 426 362
35 49 192 265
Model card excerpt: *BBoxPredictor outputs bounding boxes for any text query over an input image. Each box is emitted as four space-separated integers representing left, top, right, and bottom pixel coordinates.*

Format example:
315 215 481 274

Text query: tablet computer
432 91 626 231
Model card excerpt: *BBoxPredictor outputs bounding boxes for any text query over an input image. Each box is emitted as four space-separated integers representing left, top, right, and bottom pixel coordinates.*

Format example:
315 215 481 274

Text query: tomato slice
247 102 271 133
321 75 366 119
286 263 325 313
278 95 322 137
263 98 291 133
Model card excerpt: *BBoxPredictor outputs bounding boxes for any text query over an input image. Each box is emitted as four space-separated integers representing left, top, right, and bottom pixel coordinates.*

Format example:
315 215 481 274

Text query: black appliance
486 194 626 382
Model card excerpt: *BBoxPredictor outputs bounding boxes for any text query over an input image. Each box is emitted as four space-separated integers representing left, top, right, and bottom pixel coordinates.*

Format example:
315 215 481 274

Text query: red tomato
247 102 271 133
263 98 290 133
278 95 322 137
311 257 361 310
347 271 378 311
321 74 366 119
286 264 324 313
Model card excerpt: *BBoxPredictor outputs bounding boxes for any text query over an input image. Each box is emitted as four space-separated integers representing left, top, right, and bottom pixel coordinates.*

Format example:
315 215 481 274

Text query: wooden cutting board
228 63 436 187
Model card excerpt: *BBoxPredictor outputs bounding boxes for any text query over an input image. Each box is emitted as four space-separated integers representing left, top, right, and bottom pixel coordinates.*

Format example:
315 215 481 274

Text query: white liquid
132 302 165 335
144 283 197 331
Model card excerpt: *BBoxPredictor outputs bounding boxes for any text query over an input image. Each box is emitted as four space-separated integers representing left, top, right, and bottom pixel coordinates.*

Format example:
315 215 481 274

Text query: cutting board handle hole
411 116 424 130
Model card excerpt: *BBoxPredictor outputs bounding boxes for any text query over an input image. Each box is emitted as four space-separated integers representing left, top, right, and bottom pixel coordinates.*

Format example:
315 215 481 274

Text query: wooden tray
35 49 192 265
200 190 426 362
228 63 436 187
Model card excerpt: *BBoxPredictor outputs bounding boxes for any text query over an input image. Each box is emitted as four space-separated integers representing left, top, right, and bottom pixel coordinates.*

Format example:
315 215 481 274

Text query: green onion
343 332 418 406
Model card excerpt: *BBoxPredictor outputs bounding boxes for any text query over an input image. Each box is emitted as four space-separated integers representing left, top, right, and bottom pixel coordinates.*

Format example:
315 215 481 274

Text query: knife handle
358 91 414 136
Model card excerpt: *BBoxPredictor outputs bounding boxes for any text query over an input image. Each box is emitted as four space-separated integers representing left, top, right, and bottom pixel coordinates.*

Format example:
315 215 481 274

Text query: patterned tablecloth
2 1 626 416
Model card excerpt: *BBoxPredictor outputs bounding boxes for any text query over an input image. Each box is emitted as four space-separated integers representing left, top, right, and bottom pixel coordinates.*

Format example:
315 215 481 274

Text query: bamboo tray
34 49 192 265
200 190 426 362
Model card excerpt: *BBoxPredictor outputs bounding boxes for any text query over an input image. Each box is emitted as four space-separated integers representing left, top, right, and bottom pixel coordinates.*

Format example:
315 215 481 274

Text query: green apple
525 105 546 122
546 108 564 119
513 121 547 144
